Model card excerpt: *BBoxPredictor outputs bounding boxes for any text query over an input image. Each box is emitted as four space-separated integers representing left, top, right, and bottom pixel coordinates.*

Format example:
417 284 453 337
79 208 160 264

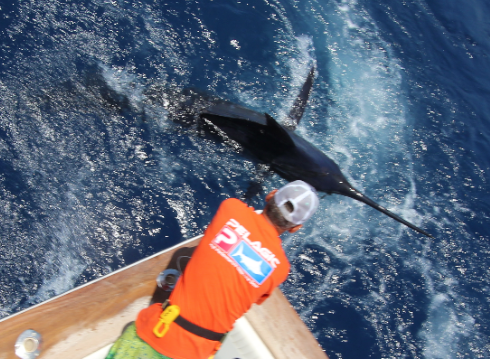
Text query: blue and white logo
230 241 273 285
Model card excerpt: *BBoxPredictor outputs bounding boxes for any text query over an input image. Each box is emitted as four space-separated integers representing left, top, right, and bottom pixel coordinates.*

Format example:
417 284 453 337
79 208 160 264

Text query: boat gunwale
0 235 203 324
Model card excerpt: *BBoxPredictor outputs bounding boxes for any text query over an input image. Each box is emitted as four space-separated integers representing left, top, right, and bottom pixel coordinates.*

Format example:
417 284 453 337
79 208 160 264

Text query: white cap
274 180 319 225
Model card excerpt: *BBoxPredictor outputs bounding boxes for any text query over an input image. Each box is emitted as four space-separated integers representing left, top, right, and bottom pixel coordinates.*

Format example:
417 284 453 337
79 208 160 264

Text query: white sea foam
420 293 476 359
99 63 147 112
29 219 87 303
276 0 483 357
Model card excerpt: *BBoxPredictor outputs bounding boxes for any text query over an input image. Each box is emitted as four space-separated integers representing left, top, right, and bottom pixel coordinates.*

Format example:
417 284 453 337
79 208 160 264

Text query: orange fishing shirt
136 198 290 359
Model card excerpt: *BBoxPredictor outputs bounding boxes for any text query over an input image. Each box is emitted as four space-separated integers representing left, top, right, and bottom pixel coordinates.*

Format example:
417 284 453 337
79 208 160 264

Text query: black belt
174 315 225 342
162 301 226 342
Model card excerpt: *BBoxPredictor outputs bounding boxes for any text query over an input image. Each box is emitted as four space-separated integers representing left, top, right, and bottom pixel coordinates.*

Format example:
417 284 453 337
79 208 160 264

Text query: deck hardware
15 329 42 359
156 268 180 291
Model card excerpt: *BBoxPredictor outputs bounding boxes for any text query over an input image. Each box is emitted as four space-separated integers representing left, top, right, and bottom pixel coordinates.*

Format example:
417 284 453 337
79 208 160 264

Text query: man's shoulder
208 198 253 228
220 198 250 210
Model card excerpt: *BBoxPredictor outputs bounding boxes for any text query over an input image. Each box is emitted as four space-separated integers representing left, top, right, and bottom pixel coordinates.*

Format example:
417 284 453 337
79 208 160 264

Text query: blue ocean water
1 0 489 358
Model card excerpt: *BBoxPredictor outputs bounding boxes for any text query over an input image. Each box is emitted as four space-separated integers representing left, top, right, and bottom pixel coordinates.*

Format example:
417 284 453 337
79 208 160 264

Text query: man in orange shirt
106 180 319 359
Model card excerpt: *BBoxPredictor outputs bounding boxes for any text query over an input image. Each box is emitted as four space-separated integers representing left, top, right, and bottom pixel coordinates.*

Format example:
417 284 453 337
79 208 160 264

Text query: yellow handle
153 305 180 338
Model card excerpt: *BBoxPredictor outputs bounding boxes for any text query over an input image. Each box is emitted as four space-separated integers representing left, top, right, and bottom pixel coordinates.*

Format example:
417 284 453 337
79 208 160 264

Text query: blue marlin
90 64 432 237
194 68 433 238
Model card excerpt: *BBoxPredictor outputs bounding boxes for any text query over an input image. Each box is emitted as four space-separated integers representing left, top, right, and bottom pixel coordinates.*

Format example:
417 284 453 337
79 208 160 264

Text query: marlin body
187 69 432 238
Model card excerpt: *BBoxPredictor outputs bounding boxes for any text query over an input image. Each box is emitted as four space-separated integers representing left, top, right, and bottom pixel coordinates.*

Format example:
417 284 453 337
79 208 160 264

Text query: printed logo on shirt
213 226 239 252
229 240 273 285
210 219 279 287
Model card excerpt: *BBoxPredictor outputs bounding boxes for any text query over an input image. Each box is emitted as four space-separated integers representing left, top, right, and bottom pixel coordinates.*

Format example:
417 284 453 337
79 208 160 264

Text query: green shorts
105 322 172 359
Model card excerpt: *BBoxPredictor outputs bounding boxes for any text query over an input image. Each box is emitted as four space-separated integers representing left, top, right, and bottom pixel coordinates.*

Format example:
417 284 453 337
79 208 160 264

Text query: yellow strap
153 305 180 338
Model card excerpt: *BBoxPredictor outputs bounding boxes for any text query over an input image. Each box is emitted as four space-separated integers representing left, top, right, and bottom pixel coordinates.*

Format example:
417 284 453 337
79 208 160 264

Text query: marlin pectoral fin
265 113 296 148
285 67 315 130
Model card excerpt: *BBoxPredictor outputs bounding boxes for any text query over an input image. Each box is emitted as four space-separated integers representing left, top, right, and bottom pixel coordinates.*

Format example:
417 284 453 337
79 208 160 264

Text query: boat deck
83 315 275 359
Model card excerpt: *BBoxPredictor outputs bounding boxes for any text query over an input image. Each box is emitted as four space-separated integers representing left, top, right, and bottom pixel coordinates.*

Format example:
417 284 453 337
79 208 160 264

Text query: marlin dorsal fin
285 67 315 131
265 113 295 148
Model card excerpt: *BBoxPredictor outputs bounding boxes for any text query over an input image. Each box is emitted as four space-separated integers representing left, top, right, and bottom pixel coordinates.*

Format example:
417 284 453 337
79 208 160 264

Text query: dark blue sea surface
1 0 489 358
